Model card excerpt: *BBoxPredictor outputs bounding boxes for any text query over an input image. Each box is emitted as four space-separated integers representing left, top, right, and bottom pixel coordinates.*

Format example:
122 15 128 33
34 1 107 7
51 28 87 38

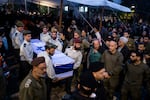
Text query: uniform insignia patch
24 43 26 47
25 79 32 88
15 33 17 36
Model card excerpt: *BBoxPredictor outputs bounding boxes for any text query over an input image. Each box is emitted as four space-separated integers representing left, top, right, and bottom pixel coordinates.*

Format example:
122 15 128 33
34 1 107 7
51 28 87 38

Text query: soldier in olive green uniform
19 57 47 100
121 51 150 100
101 41 123 100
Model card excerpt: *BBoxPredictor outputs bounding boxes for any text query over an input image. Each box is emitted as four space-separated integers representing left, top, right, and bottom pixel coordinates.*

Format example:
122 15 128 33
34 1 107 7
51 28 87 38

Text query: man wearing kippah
20 30 33 81
19 57 47 100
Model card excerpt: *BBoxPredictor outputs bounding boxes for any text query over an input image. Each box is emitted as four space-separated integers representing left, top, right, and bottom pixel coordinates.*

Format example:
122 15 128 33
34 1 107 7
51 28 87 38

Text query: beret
16 21 24 27
45 42 57 49
31 57 45 66
80 71 97 89
89 62 104 72
23 30 31 35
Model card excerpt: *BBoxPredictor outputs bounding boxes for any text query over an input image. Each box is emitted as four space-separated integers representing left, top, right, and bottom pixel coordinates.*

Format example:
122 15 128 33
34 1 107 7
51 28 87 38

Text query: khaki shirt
19 71 47 100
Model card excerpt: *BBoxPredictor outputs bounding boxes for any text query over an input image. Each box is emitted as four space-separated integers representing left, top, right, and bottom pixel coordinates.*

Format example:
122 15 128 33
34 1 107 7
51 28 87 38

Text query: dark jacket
101 50 123 76
120 45 130 63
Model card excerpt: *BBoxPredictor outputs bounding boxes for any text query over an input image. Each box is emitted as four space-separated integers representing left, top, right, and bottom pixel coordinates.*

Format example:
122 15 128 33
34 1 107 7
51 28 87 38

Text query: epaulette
24 43 26 47
15 33 17 36
25 79 32 88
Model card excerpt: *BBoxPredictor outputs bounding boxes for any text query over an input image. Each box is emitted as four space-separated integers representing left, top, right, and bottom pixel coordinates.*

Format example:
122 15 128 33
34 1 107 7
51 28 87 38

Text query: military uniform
40 32 51 43
121 61 150 100
101 50 123 100
20 40 33 81
64 46 83 94
12 30 23 60
49 38 63 51
12 30 23 49
19 71 47 100
126 38 136 51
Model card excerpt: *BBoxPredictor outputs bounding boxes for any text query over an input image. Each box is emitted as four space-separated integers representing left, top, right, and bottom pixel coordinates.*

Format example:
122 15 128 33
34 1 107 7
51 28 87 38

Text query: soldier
19 57 47 100
123 31 136 51
101 40 123 100
49 27 62 51
64 38 83 94
37 42 59 100
19 30 33 81
40 26 51 43
11 21 24 60
121 51 150 100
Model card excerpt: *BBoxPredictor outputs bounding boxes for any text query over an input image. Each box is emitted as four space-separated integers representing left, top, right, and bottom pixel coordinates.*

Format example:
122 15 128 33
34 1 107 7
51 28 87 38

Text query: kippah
80 71 97 89
89 62 104 72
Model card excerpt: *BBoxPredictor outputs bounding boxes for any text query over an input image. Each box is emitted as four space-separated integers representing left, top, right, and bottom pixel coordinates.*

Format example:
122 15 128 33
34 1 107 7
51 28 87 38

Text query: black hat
23 30 31 35
45 42 57 49
31 57 45 66
80 71 97 89
16 21 24 27
89 62 104 72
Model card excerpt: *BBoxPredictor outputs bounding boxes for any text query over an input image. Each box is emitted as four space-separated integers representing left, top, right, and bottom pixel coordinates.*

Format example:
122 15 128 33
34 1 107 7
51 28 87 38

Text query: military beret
89 62 104 72
16 21 24 27
23 30 31 35
73 38 82 43
45 42 57 49
31 57 45 66
80 71 97 89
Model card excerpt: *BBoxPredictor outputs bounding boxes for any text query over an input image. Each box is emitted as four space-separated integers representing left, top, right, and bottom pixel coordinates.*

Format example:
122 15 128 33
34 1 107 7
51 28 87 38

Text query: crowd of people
0 10 150 100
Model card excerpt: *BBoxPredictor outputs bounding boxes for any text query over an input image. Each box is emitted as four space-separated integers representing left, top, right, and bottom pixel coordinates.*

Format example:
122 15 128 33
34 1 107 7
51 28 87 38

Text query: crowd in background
0 9 150 100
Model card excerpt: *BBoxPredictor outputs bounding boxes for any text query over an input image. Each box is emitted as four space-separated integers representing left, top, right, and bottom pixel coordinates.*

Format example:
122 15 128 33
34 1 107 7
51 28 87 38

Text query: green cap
23 30 31 35
16 21 24 27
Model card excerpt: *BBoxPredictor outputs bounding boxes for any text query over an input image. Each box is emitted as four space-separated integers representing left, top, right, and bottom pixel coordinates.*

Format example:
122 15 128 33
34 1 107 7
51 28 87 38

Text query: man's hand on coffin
52 77 60 83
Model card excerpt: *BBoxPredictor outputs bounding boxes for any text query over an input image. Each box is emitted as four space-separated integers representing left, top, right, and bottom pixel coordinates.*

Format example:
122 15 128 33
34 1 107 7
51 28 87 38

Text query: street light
131 5 135 13
64 6 68 11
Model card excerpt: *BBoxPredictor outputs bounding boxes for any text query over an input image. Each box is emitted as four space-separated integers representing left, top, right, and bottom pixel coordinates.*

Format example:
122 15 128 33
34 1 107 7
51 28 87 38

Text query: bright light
131 5 135 9
79 6 84 12
85 6 88 12
79 6 88 12
27 0 58 8
64 6 68 11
